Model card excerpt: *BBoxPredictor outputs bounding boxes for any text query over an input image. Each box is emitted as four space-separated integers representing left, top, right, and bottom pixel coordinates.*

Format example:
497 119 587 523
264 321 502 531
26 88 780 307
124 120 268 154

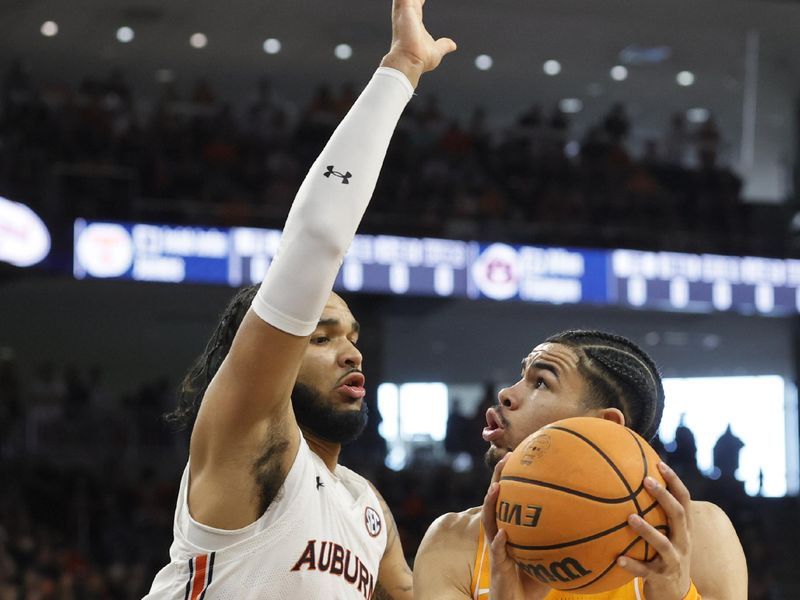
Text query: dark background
3 0 800 597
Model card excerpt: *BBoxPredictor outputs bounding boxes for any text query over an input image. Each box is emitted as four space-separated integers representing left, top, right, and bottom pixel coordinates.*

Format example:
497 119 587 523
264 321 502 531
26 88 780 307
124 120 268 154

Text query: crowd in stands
2 58 798 598
1 59 791 258
1 351 796 599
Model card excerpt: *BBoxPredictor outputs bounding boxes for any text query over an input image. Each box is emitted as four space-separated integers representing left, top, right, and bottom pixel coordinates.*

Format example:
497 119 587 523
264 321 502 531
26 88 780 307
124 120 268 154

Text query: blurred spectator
714 423 745 480
0 348 21 456
663 111 692 168
695 115 722 169
603 102 630 146
0 61 785 263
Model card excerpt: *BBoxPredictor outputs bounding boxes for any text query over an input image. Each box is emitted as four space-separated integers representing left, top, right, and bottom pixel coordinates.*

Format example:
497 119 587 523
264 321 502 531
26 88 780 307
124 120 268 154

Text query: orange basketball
496 416 669 594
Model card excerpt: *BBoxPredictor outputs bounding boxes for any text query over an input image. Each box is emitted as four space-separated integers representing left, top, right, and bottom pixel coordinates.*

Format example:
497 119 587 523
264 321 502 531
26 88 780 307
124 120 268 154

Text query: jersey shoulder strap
470 521 491 600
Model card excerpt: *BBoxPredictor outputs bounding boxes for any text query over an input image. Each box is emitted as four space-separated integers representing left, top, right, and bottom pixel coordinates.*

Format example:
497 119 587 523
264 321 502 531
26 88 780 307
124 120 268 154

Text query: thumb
481 480 502 540
434 36 457 58
490 527 512 567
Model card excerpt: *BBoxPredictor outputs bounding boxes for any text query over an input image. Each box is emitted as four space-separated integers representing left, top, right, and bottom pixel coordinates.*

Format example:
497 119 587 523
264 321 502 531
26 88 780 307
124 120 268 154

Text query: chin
339 399 363 410
485 445 510 470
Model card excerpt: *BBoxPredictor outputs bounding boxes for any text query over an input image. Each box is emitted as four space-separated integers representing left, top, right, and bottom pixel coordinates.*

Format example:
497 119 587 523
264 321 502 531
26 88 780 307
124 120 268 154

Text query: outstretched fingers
617 513 675 576
659 463 691 528
619 463 694 598
653 463 692 554
618 462 692 576
385 0 457 82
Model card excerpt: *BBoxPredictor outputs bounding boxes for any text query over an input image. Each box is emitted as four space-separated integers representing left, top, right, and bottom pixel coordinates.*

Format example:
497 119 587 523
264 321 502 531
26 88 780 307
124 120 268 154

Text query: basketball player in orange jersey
144 1 455 598
413 330 747 600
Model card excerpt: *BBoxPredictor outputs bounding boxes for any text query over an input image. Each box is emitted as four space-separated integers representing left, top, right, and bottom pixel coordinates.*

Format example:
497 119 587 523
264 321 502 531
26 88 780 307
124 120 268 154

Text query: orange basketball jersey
470 523 645 600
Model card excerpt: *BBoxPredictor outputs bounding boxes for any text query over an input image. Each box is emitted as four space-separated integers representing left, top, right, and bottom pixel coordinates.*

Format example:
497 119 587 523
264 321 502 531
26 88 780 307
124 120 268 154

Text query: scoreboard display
610 249 800 316
73 219 800 317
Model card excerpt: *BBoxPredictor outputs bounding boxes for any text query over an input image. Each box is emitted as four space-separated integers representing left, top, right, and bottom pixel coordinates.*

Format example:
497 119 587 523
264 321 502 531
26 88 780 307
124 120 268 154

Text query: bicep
373 489 413 600
690 503 747 600
191 310 307 467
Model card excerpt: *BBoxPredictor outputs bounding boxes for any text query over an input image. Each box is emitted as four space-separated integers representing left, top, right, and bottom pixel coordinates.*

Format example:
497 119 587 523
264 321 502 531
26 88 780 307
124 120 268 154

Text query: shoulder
429 507 482 540
361 476 391 512
418 507 482 558
689 500 734 534
688 500 748 600
413 508 481 598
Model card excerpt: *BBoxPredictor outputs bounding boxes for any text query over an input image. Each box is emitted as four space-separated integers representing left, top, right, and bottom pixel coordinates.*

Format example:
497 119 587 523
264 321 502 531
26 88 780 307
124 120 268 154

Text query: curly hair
544 329 665 441
165 284 260 430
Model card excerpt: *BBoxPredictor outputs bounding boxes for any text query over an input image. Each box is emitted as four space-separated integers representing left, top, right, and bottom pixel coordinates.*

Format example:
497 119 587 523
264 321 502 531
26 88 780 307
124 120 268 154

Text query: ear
596 407 625 427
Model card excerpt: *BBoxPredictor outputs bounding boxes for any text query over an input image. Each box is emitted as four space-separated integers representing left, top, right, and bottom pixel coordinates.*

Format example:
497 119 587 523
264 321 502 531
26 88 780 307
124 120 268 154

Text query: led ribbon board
73 219 800 316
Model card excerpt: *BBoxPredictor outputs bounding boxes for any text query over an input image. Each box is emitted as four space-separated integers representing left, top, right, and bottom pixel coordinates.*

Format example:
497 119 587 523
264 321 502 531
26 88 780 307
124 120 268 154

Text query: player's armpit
413 512 477 600
187 313 305 529
191 312 304 457
372 581 410 600
688 501 747 600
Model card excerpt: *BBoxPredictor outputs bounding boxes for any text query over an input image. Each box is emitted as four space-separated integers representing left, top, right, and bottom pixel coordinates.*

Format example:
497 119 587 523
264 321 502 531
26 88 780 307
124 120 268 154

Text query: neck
301 427 341 471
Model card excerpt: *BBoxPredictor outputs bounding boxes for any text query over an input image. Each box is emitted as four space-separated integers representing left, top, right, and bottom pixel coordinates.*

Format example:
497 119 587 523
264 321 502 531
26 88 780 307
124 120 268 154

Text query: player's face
292 294 367 443
485 343 589 468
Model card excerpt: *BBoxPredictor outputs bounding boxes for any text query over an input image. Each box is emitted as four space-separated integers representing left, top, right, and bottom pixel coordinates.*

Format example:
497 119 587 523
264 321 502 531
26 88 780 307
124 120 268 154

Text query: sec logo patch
364 506 382 537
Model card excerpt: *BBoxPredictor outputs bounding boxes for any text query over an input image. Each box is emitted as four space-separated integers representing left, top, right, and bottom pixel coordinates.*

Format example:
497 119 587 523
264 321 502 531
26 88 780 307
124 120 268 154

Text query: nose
339 341 363 370
497 384 520 410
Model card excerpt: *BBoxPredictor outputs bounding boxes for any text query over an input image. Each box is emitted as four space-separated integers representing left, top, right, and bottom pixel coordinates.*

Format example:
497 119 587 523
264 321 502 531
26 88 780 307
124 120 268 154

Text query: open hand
617 462 693 599
381 0 457 87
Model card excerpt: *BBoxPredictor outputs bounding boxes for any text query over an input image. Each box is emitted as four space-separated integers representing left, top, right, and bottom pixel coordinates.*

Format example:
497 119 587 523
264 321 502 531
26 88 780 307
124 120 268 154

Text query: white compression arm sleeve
251 67 414 335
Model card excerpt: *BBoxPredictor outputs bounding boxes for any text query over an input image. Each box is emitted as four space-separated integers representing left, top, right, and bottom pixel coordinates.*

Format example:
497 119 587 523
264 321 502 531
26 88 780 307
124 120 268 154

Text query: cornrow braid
164 284 260 430
544 330 665 441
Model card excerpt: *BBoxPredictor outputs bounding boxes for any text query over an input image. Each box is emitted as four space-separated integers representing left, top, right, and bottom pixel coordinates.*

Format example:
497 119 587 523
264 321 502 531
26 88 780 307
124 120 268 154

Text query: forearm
252 67 414 335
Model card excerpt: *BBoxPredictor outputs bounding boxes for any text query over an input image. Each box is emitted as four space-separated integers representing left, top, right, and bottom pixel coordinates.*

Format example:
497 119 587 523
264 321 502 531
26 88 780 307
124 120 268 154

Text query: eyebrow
531 360 560 379
317 318 360 334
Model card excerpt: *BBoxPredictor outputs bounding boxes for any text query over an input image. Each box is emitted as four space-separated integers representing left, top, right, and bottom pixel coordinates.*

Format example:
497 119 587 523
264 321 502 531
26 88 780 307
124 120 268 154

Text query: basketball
496 416 669 594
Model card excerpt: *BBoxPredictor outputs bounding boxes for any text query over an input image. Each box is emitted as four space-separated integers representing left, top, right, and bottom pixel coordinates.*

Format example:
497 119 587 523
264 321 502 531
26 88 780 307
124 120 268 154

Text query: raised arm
187 0 456 530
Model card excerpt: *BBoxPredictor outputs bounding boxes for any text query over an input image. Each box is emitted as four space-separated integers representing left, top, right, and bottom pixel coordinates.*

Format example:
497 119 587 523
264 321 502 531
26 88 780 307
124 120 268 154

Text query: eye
534 377 547 389
311 336 330 345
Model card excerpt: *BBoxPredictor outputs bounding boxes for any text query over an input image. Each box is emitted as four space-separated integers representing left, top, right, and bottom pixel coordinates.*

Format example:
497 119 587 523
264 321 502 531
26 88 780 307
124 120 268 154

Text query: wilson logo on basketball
364 507 382 537
518 556 593 584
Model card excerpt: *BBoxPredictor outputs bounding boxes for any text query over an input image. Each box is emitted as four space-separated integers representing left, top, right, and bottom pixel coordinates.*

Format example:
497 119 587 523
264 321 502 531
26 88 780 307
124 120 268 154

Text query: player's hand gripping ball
496 417 668 594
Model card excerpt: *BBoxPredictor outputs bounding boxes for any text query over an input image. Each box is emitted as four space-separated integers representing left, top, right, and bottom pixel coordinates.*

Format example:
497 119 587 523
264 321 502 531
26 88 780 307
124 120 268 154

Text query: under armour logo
324 165 352 184
316 476 324 490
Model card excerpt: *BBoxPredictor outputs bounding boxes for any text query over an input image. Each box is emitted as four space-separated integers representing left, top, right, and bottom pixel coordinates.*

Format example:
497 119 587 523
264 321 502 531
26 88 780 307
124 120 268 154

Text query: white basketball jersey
145 437 388 599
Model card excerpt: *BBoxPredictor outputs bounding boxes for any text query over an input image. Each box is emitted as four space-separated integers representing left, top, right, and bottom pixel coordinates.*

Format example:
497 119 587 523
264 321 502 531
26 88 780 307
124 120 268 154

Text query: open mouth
335 371 366 400
482 406 505 443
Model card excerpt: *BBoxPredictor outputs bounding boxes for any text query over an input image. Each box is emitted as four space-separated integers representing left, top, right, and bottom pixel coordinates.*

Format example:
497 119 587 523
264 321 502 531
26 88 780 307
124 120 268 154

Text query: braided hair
544 329 665 441
165 284 260 430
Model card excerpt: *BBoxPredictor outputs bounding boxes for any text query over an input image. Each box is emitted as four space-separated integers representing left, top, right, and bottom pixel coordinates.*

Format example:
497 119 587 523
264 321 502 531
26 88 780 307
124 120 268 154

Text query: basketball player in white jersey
145 2 456 598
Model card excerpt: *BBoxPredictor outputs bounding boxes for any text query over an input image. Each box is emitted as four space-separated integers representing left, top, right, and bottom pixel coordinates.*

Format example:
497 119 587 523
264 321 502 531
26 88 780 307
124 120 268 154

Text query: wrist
379 51 424 88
